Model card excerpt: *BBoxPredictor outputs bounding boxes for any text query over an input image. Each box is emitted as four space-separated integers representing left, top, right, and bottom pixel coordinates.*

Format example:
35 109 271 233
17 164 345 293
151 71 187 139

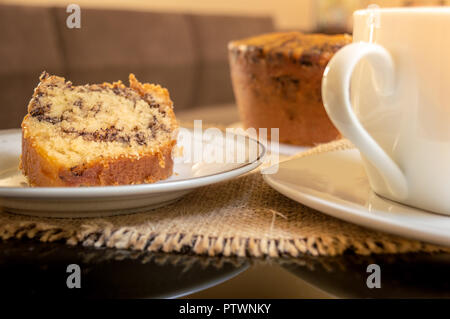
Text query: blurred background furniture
0 4 274 129
1 0 448 129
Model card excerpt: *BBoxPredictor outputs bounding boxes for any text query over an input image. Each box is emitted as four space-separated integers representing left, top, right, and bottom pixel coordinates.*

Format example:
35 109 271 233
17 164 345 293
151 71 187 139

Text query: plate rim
263 149 450 247
0 128 265 198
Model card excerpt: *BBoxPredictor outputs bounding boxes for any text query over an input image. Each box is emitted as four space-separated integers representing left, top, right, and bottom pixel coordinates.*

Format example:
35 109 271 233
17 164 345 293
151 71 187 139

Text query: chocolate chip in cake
30 101 63 124
89 102 102 115
112 87 122 96
148 115 158 130
45 116 62 124
73 99 83 107
298 49 322 66
159 124 170 133
134 132 147 145
273 75 300 101
70 165 83 177
30 105 47 118
118 136 131 144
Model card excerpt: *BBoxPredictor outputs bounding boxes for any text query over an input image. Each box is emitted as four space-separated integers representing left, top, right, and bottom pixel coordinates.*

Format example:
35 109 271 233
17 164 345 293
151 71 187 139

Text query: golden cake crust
21 133 175 187
229 32 351 67
229 32 351 146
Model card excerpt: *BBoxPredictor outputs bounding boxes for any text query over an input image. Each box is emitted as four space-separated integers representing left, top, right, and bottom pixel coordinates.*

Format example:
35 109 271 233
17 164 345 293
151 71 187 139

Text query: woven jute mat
0 139 449 258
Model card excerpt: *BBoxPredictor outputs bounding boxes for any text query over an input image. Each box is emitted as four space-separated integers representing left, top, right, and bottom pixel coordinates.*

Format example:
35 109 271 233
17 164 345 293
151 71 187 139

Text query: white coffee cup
322 7 450 215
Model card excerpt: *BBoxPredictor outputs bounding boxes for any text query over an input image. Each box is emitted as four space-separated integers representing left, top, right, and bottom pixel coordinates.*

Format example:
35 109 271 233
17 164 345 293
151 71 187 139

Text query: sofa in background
0 4 274 129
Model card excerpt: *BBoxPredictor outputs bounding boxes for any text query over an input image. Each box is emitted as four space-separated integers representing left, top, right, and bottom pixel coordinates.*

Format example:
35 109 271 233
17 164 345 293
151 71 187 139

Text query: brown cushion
0 75 40 129
189 14 274 107
53 8 196 110
0 5 64 75
0 5 64 129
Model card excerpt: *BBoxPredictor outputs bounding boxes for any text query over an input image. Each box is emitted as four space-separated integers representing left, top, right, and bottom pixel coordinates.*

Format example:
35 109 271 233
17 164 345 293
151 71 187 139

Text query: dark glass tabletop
281 253 450 298
0 240 248 298
0 239 449 298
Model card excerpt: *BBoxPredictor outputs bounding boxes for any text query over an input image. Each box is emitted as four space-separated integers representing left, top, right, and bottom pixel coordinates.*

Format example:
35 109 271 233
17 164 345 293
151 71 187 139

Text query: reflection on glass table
1 240 450 298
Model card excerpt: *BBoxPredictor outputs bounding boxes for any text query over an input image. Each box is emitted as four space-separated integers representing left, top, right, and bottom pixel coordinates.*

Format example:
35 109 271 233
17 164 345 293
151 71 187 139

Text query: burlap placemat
0 139 448 258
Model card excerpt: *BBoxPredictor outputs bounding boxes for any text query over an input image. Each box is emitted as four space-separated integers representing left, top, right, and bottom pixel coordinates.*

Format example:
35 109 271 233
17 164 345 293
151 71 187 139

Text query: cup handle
322 42 408 199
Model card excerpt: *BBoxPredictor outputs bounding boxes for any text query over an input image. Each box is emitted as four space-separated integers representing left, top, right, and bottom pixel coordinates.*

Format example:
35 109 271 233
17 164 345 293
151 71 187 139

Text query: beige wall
0 0 317 31
2 0 449 31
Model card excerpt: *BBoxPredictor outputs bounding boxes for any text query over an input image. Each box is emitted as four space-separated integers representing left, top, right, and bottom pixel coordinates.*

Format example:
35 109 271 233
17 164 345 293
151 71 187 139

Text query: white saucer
268 141 309 157
0 129 264 218
263 149 450 247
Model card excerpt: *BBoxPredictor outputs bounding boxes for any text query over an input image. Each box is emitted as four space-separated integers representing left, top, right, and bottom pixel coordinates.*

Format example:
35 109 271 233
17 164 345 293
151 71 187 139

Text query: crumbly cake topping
229 32 352 66
23 72 177 167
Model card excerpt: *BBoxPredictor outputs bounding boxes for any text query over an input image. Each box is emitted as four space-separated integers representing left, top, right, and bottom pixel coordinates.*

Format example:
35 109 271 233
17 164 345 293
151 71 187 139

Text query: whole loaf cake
229 32 351 146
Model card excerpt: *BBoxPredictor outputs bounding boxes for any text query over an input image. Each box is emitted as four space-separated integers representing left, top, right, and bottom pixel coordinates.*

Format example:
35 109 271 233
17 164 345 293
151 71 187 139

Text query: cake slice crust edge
21 133 175 187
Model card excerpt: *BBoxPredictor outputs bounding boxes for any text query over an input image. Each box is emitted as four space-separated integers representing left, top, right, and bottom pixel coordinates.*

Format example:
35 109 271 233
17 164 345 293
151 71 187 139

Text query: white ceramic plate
0 128 265 218
263 149 450 247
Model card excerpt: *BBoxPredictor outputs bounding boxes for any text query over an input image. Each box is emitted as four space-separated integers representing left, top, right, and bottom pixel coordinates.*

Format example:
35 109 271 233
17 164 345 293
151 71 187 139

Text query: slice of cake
20 72 178 187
